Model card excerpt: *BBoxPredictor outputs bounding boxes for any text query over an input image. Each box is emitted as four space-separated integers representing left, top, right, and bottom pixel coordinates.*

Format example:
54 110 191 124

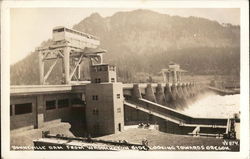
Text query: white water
179 94 240 118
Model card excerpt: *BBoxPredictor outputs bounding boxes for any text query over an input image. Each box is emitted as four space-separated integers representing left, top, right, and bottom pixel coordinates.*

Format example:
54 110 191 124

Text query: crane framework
36 40 106 85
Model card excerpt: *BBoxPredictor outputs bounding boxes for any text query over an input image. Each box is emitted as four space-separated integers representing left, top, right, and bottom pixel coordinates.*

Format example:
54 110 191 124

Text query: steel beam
38 51 44 84
43 58 59 83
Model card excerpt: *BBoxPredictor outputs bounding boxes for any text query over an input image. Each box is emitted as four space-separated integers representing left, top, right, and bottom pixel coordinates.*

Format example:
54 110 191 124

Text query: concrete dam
9 26 240 150
123 83 239 138
10 81 239 139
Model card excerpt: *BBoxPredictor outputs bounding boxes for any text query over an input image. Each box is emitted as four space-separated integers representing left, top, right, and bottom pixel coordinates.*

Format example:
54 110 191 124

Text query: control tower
85 64 124 136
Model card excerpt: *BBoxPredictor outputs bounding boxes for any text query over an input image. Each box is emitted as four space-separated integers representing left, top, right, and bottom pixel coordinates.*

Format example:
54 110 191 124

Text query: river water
179 93 240 118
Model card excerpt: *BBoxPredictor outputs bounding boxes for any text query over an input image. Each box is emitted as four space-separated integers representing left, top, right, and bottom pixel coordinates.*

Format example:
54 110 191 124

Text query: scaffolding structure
36 30 106 85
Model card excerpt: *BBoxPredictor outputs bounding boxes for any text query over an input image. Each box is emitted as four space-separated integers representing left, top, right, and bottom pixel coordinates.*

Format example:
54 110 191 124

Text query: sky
10 8 240 64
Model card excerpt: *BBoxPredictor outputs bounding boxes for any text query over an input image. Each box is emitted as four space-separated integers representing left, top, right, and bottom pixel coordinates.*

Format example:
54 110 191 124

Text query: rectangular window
117 94 120 99
94 78 101 83
15 103 32 115
92 95 98 101
109 66 115 71
58 99 69 108
98 66 102 71
103 66 108 71
93 108 99 115
46 100 56 110
111 78 115 83
117 108 121 113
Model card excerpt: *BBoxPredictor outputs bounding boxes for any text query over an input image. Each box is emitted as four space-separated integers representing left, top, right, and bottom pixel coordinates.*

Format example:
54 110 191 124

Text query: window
93 108 99 115
117 94 120 99
92 95 98 101
10 105 12 116
109 66 115 71
98 66 102 71
103 66 108 71
15 103 32 115
117 108 121 113
118 123 121 131
46 100 56 110
111 78 115 83
58 99 69 108
53 28 65 33
95 78 101 83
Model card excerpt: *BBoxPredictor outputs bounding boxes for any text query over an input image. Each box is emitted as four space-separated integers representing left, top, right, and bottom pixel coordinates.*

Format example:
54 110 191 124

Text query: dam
10 75 240 138
9 26 240 150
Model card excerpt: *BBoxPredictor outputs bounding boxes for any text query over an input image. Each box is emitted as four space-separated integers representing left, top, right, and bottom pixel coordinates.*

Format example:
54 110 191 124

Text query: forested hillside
11 9 240 85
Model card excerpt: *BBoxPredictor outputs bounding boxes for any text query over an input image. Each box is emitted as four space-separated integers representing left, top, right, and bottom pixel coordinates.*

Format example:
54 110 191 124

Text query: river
179 93 240 118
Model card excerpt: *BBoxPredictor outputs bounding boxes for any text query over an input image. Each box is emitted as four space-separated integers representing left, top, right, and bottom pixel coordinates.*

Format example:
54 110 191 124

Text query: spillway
178 94 240 118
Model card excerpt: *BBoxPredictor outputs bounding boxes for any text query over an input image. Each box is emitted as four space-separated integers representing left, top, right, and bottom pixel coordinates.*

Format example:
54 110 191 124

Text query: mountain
10 9 240 85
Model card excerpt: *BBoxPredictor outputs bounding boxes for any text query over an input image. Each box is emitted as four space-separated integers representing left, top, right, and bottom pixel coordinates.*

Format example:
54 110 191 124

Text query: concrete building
10 64 124 136
10 86 79 131
85 64 124 136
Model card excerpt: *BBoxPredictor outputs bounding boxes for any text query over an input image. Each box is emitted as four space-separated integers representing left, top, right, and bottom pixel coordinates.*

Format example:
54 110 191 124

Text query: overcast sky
10 8 240 64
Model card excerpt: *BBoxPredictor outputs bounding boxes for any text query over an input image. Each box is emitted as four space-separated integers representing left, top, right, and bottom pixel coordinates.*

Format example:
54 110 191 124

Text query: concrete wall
10 93 79 132
91 70 109 83
113 83 124 133
124 106 150 124
43 93 73 123
157 118 195 135
10 96 37 131
90 65 117 83
123 106 194 134
85 83 124 136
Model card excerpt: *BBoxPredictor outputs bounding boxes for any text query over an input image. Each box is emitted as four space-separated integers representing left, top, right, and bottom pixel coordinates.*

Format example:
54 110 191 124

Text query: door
118 123 121 131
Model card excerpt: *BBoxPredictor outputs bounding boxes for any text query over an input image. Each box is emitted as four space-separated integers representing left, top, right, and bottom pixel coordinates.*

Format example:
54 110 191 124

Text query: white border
1 1 249 159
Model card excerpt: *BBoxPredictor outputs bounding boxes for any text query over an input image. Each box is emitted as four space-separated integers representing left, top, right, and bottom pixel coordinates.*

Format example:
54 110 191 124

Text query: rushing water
179 93 240 118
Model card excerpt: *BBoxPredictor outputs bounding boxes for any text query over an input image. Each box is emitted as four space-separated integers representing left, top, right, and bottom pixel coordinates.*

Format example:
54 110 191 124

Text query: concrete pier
164 83 173 105
145 84 157 103
171 84 178 101
177 83 184 99
182 83 189 98
132 84 142 100
155 84 166 105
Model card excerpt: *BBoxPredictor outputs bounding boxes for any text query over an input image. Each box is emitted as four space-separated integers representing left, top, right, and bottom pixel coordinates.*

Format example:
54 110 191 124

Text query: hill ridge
10 9 240 85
